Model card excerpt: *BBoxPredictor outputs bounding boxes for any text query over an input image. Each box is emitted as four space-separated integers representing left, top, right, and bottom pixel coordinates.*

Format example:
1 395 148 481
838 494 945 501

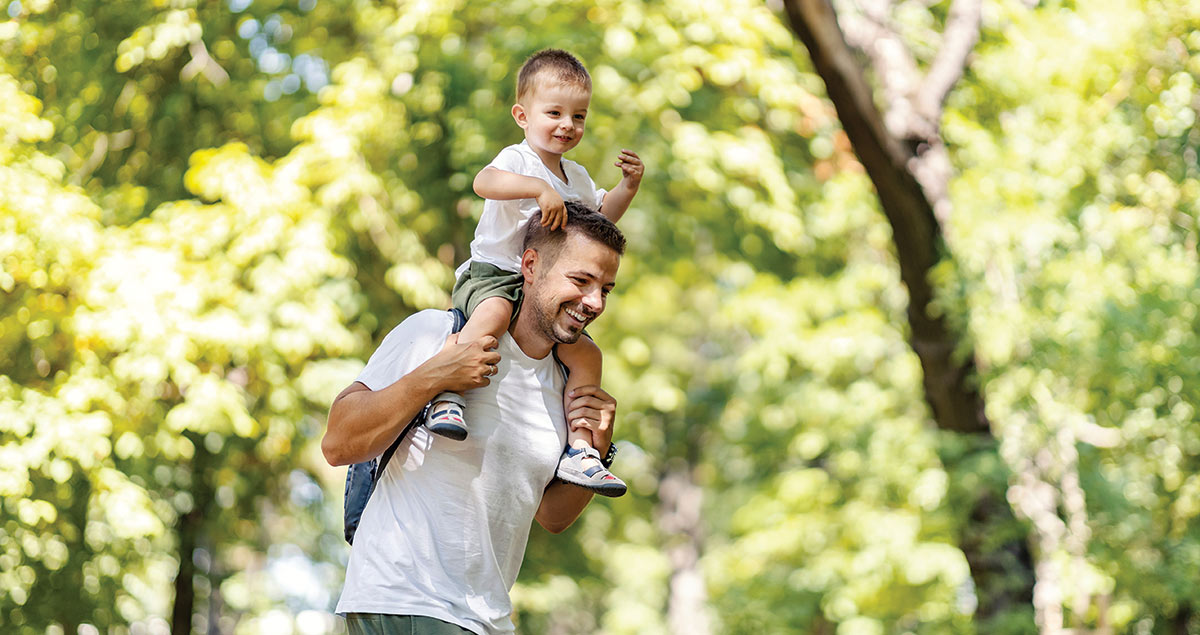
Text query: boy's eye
574 114 586 120
547 110 560 116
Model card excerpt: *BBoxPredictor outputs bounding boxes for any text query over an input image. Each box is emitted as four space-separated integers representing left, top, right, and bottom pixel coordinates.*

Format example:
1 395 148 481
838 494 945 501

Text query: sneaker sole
556 471 627 497
427 422 468 441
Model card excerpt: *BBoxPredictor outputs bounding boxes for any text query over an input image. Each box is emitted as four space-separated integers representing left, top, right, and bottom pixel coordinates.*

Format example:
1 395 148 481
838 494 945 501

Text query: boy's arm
474 167 567 230
598 149 643 223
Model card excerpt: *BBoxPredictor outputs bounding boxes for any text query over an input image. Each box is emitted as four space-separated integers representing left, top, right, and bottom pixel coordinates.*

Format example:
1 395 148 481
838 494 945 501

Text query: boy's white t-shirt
462 140 606 276
334 310 568 634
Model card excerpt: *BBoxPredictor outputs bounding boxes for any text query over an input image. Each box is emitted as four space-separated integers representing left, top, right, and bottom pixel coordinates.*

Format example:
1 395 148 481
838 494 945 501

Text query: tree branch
780 0 914 183
780 5 1037 625
835 0 925 139
180 40 230 86
781 0 986 434
916 0 982 121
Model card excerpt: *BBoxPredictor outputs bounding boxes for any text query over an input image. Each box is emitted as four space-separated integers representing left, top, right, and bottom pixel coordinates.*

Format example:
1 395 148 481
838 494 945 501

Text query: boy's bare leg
554 337 626 497
458 296 513 344
426 297 511 440
556 337 603 449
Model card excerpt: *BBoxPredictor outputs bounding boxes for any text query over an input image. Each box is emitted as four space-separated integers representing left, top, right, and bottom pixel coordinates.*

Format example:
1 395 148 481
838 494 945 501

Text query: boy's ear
520 248 538 283
512 103 528 129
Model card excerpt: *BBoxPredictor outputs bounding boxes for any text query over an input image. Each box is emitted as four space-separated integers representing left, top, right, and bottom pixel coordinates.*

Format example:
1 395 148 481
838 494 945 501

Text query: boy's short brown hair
516 49 591 102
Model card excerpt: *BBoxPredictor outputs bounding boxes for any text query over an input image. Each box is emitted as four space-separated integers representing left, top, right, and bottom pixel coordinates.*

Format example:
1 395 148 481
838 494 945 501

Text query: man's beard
529 289 586 345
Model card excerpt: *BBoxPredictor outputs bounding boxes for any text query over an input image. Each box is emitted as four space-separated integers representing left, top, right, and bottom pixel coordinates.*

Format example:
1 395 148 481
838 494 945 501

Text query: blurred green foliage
1 0 1199 633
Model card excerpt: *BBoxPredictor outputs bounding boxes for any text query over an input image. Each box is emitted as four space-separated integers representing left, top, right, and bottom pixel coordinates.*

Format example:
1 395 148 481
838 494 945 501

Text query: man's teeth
565 308 585 321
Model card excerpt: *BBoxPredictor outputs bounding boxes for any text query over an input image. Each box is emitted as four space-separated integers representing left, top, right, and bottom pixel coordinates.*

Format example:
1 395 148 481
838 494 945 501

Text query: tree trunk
172 435 212 635
779 0 1036 625
1174 604 1193 635
781 0 984 434
658 464 712 635
172 504 200 635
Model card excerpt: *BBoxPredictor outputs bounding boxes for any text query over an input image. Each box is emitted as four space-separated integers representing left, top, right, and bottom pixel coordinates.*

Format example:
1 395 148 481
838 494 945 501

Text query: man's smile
563 305 590 325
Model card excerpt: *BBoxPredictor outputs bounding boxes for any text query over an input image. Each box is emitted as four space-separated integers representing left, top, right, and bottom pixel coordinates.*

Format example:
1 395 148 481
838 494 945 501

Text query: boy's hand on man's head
537 185 567 231
615 149 643 188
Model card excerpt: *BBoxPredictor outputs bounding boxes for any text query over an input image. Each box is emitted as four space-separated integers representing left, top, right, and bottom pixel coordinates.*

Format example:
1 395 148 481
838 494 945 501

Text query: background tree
779 0 1035 629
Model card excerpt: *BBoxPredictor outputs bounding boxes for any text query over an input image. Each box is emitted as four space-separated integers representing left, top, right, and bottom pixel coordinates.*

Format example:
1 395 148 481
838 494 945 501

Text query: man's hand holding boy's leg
565 384 617 454
426 298 510 440
556 382 625 498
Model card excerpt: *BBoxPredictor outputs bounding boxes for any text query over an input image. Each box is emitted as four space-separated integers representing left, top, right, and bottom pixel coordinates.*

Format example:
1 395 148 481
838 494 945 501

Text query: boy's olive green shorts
451 261 524 323
344 613 474 634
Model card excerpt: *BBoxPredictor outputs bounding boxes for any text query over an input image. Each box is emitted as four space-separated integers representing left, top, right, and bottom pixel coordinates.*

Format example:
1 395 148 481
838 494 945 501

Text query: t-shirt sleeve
564 161 606 211
355 310 453 392
486 144 532 177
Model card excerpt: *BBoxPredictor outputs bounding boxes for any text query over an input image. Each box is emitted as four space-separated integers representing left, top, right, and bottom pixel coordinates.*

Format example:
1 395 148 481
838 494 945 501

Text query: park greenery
2 0 1199 633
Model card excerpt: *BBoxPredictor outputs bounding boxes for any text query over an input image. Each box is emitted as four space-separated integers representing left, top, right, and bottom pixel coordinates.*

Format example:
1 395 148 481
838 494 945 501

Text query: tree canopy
2 0 1198 633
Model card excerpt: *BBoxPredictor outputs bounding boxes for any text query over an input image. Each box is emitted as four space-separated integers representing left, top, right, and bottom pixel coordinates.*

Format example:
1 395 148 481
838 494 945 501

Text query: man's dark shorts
345 613 475 635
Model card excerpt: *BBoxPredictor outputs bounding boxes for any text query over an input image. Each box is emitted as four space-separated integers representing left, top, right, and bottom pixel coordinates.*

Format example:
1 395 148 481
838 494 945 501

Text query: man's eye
571 277 586 285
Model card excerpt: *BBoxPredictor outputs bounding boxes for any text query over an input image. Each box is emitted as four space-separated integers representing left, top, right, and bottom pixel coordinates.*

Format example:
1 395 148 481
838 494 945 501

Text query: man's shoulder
401 308 454 331
357 310 454 391
378 310 454 348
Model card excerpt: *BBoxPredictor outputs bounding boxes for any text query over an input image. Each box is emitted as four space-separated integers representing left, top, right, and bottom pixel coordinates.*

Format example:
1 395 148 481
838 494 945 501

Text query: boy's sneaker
425 392 468 440
556 446 626 497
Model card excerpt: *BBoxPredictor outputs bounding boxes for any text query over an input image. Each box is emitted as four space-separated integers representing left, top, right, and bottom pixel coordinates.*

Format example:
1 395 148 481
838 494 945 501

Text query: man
322 203 625 634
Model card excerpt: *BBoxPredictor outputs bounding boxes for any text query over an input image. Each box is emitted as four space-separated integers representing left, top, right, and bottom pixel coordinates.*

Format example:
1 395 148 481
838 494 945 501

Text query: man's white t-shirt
461 140 606 276
335 310 568 634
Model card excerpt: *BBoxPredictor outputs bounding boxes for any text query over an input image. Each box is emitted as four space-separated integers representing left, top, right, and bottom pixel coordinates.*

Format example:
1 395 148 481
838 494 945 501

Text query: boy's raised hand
615 149 643 188
536 184 567 231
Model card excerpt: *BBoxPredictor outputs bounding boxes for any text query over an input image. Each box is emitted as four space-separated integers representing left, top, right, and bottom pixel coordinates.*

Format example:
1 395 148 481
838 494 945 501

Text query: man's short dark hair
517 49 591 102
523 201 626 265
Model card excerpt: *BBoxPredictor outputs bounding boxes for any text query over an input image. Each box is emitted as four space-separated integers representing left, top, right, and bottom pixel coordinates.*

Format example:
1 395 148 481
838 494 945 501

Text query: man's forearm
322 333 501 466
533 384 618 531
321 372 440 466
535 482 595 534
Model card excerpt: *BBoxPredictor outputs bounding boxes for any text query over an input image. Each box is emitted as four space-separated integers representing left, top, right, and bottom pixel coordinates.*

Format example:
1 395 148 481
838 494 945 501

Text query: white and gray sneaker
556 446 626 497
425 392 468 440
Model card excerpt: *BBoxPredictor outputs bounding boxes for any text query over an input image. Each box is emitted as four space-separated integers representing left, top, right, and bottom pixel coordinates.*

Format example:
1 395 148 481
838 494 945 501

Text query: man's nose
581 287 604 312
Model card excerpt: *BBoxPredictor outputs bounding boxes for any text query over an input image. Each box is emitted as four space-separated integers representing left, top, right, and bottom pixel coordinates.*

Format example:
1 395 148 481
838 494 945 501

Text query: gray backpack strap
343 309 468 544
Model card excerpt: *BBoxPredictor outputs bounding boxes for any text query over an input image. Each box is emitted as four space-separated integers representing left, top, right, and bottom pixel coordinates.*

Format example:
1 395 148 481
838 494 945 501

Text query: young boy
426 49 643 497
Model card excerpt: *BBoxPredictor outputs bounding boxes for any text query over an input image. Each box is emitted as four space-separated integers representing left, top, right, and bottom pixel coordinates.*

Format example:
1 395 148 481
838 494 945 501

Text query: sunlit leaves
946 0 1200 629
5 0 1199 631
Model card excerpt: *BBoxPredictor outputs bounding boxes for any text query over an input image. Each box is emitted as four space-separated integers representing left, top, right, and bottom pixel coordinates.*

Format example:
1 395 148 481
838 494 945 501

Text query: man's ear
512 103 528 130
520 248 538 283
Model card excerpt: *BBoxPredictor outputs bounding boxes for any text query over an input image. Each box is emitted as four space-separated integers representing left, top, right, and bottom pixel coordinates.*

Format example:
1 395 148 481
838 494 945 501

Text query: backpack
343 308 467 544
